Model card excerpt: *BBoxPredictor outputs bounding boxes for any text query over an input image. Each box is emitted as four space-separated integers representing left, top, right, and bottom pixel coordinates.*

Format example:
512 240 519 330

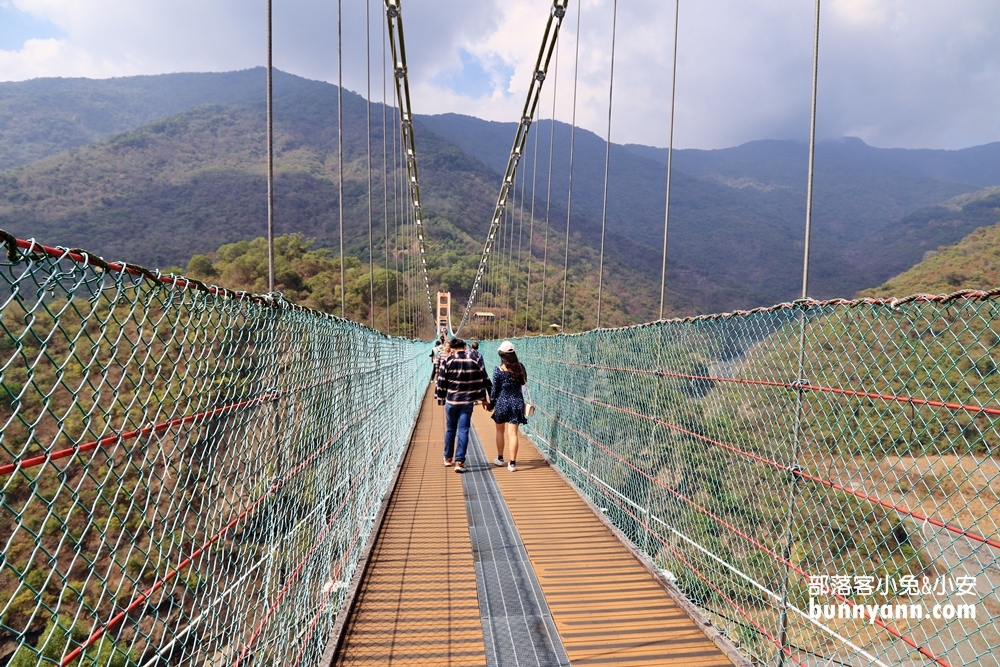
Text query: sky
1 0 999 150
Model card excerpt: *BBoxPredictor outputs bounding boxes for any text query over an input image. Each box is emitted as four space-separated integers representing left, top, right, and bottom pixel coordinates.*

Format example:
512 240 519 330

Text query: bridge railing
0 232 430 667
485 293 1000 667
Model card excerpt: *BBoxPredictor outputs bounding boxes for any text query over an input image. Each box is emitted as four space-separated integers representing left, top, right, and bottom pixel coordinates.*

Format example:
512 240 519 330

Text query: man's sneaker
454 462 467 473
443 458 453 466
507 461 516 472
493 457 504 466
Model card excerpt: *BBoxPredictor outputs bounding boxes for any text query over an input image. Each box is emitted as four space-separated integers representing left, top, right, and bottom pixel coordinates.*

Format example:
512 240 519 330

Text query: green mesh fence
483 292 1000 667
0 232 431 666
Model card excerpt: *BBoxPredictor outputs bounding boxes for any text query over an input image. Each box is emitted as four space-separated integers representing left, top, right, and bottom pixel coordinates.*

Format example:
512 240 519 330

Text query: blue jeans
444 403 474 463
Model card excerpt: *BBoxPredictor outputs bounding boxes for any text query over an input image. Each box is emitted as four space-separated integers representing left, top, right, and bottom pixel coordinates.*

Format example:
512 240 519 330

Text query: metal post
776 2 822 664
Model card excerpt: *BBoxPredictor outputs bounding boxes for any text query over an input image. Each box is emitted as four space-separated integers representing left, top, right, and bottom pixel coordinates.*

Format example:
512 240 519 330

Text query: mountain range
1 68 998 329
420 114 1000 308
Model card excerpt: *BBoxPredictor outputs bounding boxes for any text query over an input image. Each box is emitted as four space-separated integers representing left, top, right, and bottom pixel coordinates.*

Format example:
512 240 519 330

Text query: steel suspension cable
505 175 524 336
488 252 500 338
405 181 413 334
513 137 528 334
385 0 435 331
502 172 514 339
539 42 559 332
382 14 390 332
393 106 400 334
660 0 680 320
455 0 570 334
524 102 541 335
483 253 491 339
801 0 821 302
404 173 411 335
397 154 405 335
367 0 375 328
400 120 407 332
406 162 415 333
488 228 496 339
403 124 409 332
503 195 513 338
490 236 498 339
595 0 618 329
561 0 582 331
499 179 511 338
777 2 823 663
266 0 275 293
509 188 516 337
337 0 346 317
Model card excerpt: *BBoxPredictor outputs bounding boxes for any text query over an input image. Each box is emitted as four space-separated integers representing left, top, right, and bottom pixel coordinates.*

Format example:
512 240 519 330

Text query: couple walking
434 338 529 473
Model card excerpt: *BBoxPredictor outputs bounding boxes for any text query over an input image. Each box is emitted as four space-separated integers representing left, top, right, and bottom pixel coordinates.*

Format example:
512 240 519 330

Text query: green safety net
0 232 430 666
482 292 1000 667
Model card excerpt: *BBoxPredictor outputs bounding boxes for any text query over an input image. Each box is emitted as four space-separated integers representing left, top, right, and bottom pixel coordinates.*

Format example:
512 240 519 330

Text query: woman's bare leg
495 422 506 459
506 423 519 463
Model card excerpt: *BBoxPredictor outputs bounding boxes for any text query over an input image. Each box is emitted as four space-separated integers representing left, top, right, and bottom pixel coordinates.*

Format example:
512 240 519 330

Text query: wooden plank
471 408 737 667
335 389 487 666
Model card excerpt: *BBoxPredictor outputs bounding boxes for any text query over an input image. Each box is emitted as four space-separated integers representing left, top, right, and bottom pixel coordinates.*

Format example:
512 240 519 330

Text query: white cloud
0 38 126 80
1 0 999 150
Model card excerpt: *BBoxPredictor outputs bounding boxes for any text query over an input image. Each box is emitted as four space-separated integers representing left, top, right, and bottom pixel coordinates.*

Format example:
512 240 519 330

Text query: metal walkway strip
462 424 571 667
334 388 741 666
470 407 742 667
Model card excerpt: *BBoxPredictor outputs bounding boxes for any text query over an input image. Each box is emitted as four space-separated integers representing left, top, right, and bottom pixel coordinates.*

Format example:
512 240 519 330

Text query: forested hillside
422 114 1000 308
0 70 283 170
859 187 1000 296
4 69 1000 329
0 70 663 333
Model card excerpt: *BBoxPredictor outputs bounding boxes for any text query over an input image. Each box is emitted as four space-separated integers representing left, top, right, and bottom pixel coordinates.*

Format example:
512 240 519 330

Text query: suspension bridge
1 1 999 666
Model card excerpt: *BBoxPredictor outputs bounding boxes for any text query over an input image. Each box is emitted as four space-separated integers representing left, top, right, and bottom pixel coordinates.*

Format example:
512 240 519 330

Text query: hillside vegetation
0 70 669 333
4 70 1000 328
0 69 285 170
860 187 1000 296
423 115 1000 308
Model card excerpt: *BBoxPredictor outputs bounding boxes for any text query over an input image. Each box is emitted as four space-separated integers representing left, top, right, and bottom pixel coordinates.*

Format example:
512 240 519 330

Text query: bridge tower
437 291 452 337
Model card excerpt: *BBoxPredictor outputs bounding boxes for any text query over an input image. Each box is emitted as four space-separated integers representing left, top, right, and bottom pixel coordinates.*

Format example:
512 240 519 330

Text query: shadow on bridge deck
331 387 741 666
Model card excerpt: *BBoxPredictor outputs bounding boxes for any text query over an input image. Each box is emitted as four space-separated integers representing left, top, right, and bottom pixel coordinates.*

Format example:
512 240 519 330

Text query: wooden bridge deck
332 387 739 666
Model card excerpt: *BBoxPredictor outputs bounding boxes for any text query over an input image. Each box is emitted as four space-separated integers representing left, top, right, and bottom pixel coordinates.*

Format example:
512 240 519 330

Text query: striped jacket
435 350 491 405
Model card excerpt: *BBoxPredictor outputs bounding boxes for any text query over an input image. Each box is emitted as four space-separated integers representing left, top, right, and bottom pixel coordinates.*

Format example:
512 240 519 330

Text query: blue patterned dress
488 366 528 425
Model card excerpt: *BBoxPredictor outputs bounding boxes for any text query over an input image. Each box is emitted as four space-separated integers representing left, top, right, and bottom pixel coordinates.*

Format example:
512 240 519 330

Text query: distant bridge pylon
437 291 453 338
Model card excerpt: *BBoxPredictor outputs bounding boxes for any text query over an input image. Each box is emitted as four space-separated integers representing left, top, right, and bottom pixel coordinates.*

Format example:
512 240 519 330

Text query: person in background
468 340 492 405
435 337 490 473
487 340 528 472
430 335 446 377
436 340 453 382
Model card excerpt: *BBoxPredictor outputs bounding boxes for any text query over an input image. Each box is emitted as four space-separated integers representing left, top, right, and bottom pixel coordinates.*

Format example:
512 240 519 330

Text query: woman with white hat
487 340 528 471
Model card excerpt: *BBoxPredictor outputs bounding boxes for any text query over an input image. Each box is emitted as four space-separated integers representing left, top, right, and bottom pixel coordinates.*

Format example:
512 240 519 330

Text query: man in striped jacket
436 337 490 473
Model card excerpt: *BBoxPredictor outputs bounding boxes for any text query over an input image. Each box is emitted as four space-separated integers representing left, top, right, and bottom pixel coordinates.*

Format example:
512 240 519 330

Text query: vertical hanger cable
595 0 618 329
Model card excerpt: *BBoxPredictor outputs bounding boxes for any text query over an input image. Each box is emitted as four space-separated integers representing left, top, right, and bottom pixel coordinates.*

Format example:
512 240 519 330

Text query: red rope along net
482 291 1000 667
0 231 430 666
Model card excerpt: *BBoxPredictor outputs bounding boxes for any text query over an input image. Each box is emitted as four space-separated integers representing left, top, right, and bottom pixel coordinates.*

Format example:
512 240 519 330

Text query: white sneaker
507 461 516 472
493 457 504 466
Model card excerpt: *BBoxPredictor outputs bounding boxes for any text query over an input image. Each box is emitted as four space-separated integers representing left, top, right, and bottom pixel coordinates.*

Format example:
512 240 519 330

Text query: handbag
522 383 535 417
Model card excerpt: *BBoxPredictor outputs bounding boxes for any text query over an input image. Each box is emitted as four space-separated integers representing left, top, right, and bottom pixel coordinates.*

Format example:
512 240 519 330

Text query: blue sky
0 2 63 50
0 1 998 151
434 48 513 99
